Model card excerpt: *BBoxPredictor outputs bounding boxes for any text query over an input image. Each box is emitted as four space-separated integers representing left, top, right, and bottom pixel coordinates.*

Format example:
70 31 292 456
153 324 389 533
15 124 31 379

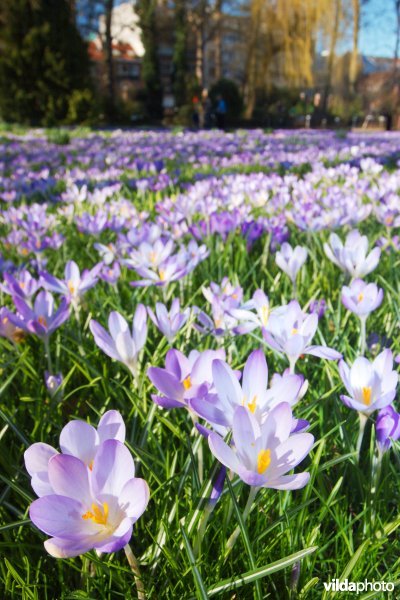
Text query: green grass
0 145 400 599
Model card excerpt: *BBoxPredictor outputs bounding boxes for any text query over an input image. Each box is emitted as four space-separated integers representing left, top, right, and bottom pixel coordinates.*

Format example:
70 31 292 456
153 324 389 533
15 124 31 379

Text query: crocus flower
1 270 40 300
9 291 70 341
147 348 225 409
341 279 383 317
147 298 190 343
375 405 400 453
208 404 314 489
0 306 26 343
230 289 270 334
90 306 147 377
28 439 149 558
323 230 381 278
45 372 63 399
189 349 306 433
262 300 341 371
100 261 121 285
275 242 307 286
338 349 398 415
309 299 326 319
40 260 102 306
24 410 126 498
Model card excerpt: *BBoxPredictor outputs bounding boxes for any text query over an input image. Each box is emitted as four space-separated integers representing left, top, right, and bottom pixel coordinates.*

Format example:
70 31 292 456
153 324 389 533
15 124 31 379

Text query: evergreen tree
0 0 91 124
136 0 163 119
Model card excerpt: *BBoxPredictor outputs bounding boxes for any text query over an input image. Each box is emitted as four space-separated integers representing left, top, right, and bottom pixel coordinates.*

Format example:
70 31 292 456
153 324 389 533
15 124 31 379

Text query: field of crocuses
1 127 400 599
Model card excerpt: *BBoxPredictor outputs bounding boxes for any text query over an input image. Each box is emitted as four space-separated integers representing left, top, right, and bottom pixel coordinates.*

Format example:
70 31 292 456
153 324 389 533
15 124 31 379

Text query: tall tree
136 0 163 118
172 0 187 106
349 0 360 94
0 0 91 124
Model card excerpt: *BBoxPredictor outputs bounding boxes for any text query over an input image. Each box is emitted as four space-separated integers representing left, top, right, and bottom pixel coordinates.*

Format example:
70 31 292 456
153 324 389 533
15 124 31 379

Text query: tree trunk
104 0 115 119
322 0 341 115
349 0 360 95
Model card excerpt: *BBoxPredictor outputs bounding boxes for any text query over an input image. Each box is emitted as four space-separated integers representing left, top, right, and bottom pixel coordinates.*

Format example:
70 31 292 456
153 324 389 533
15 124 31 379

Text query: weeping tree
136 0 163 119
0 0 91 124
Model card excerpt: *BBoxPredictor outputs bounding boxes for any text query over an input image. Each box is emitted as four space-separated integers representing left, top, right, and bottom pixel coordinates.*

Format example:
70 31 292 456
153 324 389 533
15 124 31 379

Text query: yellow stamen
357 293 364 302
2 317 8 324
248 395 257 414
291 327 298 335
159 269 166 282
19 282 25 289
38 316 47 327
183 375 191 390
82 502 109 525
67 280 75 294
362 386 372 406
21 248 29 256
260 305 269 326
257 449 271 474
150 251 157 264
88 460 94 471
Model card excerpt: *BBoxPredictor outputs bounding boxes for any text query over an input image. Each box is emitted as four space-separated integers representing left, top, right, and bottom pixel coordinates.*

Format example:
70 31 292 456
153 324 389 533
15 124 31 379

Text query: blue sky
358 0 398 57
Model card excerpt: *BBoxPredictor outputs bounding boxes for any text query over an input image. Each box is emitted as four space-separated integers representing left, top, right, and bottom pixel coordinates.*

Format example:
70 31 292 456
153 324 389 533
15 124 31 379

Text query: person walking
215 94 227 130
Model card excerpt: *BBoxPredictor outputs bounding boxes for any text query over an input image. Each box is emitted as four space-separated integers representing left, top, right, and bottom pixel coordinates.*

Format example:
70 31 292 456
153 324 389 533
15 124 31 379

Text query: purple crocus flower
40 260 102 306
147 348 225 409
45 372 63 399
99 261 121 285
189 349 306 434
323 230 381 279
1 270 40 300
9 291 70 341
0 306 26 343
90 306 147 377
375 405 400 453
262 300 341 372
24 410 126 498
208 404 314 489
28 439 149 558
341 279 383 317
275 242 308 285
309 299 326 319
230 290 270 334
147 298 190 343
338 349 398 415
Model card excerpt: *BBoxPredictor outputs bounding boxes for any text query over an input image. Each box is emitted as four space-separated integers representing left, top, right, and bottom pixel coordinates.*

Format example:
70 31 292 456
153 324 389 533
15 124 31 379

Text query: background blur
0 0 399 129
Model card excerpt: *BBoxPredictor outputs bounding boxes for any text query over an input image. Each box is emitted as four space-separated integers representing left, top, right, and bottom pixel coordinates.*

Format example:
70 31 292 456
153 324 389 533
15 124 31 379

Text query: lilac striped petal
59 421 98 465
30 495 86 539
208 433 240 473
147 367 183 399
92 439 135 496
305 345 342 360
90 320 119 360
266 472 310 490
98 410 126 444
48 455 91 505
119 478 150 520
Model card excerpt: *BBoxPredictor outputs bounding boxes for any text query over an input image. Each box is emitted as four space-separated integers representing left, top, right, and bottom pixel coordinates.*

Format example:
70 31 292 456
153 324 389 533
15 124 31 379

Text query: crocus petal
92 439 135 496
29 495 86 539
24 443 58 477
44 536 92 558
48 454 92 505
305 345 342 360
266 472 310 490
59 421 99 465
98 410 126 444
208 433 240 473
119 478 150 520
